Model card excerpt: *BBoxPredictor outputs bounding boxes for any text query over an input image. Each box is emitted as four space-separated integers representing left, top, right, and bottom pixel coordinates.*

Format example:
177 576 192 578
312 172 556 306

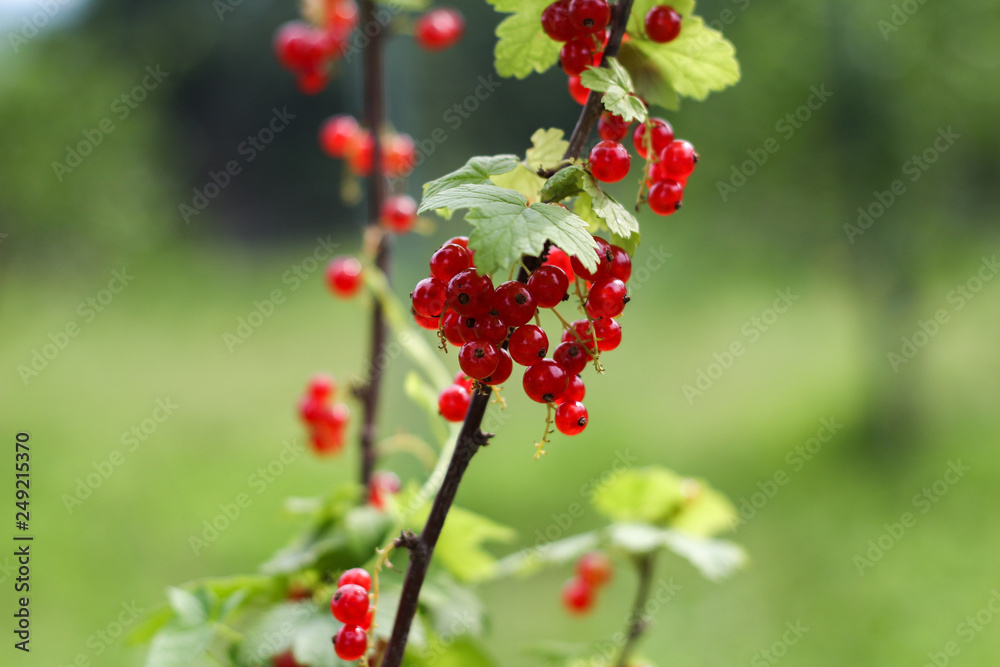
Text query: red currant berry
577 551 612 586
544 247 576 281
360 609 374 631
567 75 590 105
560 38 593 77
456 315 478 343
482 349 513 385
273 21 321 71
383 134 416 177
570 236 613 282
555 400 589 436
541 0 578 41
459 339 500 380
272 650 303 667
559 373 586 404
412 310 440 330
444 236 470 250
438 384 471 422
568 0 610 34
597 112 630 142
381 194 418 233
473 314 509 345
447 269 494 316
331 584 370 625
298 395 325 424
645 5 682 43
509 325 549 366
522 359 569 403
563 319 598 353
328 0 359 33
553 340 591 375
327 256 363 298
632 118 675 159
647 179 684 215
338 568 372 592
441 310 465 346
346 131 374 175
319 115 359 158
562 577 594 614
492 281 537 326
411 277 448 317
333 624 368 661
430 244 471 282
658 139 698 179
527 265 570 309
588 140 631 183
297 67 330 95
593 316 622 351
608 244 631 282
415 8 465 51
308 374 335 400
586 278 629 319
453 372 475 391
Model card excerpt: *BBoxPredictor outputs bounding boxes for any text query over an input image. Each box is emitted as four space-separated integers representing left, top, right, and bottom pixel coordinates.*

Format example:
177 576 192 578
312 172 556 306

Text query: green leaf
671 479 739 537
490 165 546 204
486 0 561 79
492 531 600 578
406 637 499 667
540 165 585 204
658 529 747 581
374 586 427 647
408 505 516 582
239 602 312 664
525 128 569 171
420 184 599 275
579 171 640 239
292 614 346 667
128 605 174 646
579 59 648 123
420 576 486 638
610 230 640 257
592 467 687 525
619 16 740 110
143 623 215 667
166 587 208 626
421 155 520 202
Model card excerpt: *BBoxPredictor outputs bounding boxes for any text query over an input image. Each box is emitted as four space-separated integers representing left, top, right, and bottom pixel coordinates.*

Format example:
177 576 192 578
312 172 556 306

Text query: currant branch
378 4 637 665
615 551 657 667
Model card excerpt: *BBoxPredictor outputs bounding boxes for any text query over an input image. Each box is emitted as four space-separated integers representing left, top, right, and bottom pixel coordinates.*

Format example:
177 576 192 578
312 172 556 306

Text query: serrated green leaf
490 165 546 204
573 191 601 232
541 165 585 203
487 0 561 79
525 128 569 171
620 16 740 109
143 623 215 667
592 468 687 525
580 172 640 239
421 155 520 203
579 59 648 123
421 183 599 275
408 505 516 582
166 587 207 626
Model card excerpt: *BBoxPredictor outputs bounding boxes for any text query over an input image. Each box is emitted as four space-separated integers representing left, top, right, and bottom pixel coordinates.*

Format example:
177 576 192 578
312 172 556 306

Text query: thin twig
615 552 657 667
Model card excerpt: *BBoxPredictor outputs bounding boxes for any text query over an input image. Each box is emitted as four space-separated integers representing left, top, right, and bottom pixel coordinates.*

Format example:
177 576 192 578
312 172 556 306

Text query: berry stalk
615 551 656 667
379 3 638 664
357 0 390 490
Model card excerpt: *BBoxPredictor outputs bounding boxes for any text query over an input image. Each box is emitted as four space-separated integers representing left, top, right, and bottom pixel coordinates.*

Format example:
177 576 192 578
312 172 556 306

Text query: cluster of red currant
540 1 683 105
562 551 613 615
274 4 464 94
318 114 417 179
298 375 350 455
330 568 374 661
326 255 363 299
592 115 698 215
410 234 634 440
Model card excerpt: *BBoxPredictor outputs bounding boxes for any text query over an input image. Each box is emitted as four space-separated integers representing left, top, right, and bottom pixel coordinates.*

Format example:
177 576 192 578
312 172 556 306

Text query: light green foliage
407 504 516 582
486 0 561 78
580 58 648 123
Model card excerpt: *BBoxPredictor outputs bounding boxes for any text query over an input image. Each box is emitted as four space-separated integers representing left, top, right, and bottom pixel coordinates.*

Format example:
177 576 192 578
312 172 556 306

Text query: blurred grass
2 225 998 666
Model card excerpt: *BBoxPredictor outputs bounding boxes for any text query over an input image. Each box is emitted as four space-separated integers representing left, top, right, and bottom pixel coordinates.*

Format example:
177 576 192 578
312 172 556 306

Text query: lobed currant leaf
619 16 740 110
490 165 546 204
420 183 599 275
579 169 640 240
487 0 561 79
422 154 521 215
579 58 648 123
525 127 570 172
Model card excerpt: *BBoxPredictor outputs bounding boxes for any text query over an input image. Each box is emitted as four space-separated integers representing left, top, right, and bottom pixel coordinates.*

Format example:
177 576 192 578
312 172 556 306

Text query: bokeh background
2 0 1000 664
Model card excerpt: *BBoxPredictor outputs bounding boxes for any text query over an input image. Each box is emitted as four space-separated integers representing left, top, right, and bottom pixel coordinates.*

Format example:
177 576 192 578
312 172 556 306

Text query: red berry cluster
595 114 699 215
319 114 417 178
331 568 373 661
273 0 359 94
562 551 613 615
412 235 634 438
541 1 683 105
298 375 350 455
326 255 363 299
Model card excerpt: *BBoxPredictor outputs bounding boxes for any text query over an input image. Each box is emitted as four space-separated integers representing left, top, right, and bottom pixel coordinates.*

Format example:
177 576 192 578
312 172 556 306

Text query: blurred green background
2 0 999 665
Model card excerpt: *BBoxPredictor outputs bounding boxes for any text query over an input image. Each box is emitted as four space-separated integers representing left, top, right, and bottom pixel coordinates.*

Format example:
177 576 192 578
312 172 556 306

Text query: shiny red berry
553 341 591 375
568 75 590 105
456 314 478 343
438 384 471 422
333 624 368 661
492 281 537 326
568 0 610 34
430 244 471 282
338 568 372 592
562 577 594 614
509 324 549 366
319 115 359 158
647 179 684 215
560 38 593 76
447 269 494 316
522 359 569 403
473 314 509 345
563 319 598 353
559 374 586 404
593 316 622 351
658 139 698 179
608 244 631 282
589 140 630 183
459 339 500 380
528 265 570 308
570 236 613 282
381 195 418 233
331 584 369 625
632 118 675 159
645 5 683 43
411 277 448 317
483 349 513 385
597 113 630 142
327 256 363 298
544 247 576 281
441 310 465 346
274 21 323 71
577 551 613 586
586 278 628 318
555 400 589 436
541 0 578 41
415 8 465 51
